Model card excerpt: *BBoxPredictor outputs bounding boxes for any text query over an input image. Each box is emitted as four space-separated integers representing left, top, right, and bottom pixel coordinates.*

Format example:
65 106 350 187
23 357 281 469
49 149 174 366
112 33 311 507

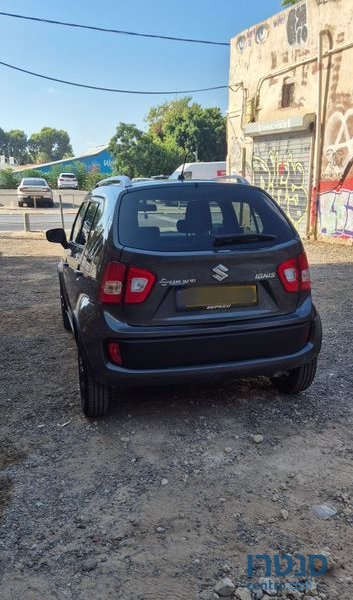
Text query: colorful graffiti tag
253 150 308 230
318 179 353 238
319 108 353 238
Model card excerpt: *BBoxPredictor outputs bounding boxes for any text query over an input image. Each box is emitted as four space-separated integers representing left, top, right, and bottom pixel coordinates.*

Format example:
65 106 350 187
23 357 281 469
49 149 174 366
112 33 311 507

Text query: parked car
57 173 78 190
17 177 54 207
46 179 322 417
170 161 226 180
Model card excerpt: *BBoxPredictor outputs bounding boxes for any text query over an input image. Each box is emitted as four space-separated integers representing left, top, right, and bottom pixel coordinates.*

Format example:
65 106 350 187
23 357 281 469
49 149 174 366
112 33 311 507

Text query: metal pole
313 32 324 240
23 212 30 231
59 194 65 229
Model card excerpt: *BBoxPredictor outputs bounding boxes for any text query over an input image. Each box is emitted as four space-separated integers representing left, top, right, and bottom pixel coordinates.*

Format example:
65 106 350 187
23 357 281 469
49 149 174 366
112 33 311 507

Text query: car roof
100 180 258 197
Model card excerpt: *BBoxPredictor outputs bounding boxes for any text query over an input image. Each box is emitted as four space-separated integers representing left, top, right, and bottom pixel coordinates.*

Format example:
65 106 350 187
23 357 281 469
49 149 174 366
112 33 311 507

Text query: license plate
177 285 257 310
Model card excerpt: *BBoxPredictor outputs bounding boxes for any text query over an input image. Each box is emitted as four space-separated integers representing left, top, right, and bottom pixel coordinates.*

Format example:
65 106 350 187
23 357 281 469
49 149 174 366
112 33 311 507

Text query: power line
0 60 229 95
0 11 230 46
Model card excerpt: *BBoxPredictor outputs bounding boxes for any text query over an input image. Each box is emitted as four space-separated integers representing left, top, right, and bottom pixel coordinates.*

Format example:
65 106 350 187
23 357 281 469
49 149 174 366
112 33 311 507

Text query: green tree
28 127 73 163
6 130 28 164
0 127 7 155
109 123 183 178
146 98 226 162
282 0 298 6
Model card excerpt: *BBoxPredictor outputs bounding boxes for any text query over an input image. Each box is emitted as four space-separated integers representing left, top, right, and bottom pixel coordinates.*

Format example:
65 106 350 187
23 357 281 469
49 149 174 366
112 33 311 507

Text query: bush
0 168 20 189
85 170 106 190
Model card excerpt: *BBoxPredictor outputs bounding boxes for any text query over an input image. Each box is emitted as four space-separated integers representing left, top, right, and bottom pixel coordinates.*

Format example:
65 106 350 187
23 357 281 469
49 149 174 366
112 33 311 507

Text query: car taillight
99 262 126 303
277 252 311 293
125 266 156 303
99 262 155 304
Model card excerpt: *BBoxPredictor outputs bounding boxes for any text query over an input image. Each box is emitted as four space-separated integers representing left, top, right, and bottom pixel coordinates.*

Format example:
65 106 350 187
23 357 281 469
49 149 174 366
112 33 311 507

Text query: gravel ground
1 233 353 600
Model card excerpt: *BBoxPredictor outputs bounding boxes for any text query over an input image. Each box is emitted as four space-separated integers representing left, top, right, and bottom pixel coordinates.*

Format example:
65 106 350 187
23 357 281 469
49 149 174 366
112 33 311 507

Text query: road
0 212 76 231
0 210 182 232
0 189 86 209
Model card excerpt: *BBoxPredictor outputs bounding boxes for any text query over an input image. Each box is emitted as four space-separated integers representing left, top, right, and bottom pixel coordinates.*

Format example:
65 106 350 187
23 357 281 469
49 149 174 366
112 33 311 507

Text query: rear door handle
74 269 83 278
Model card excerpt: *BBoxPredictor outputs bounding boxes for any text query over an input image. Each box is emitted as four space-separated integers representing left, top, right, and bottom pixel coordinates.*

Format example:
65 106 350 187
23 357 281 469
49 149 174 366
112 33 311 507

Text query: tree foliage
6 130 29 164
146 98 226 162
28 127 73 163
0 126 73 164
109 98 226 178
0 128 8 155
109 123 184 178
282 0 298 6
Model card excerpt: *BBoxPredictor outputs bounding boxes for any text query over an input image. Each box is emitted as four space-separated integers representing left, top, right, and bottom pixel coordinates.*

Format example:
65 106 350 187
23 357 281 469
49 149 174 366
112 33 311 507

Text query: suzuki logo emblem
212 264 229 281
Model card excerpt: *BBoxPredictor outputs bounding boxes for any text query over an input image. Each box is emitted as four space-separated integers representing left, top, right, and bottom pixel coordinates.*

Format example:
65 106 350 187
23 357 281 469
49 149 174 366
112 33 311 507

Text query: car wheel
60 283 71 331
18 202 23 207
271 358 317 394
77 345 111 417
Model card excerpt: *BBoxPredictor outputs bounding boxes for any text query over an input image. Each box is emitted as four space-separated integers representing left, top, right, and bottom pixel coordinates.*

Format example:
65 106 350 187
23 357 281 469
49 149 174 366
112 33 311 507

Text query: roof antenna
177 151 188 181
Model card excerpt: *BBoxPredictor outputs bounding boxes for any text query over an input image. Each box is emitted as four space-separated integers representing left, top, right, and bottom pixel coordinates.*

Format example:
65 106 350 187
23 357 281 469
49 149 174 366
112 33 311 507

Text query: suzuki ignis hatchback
46 180 322 417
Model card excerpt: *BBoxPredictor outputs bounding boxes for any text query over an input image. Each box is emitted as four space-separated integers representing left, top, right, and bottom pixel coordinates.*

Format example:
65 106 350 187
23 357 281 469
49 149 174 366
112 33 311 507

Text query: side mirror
46 228 69 248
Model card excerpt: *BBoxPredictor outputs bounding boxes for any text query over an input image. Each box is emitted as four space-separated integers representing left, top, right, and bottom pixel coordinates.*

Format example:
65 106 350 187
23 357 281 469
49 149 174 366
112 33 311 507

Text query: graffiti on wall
318 107 353 238
253 150 308 228
236 24 269 53
318 180 353 238
287 3 308 46
323 109 353 179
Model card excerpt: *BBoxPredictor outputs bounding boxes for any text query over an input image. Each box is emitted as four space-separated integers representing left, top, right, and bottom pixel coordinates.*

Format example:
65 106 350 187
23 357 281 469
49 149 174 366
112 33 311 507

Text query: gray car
18 177 53 207
46 179 322 417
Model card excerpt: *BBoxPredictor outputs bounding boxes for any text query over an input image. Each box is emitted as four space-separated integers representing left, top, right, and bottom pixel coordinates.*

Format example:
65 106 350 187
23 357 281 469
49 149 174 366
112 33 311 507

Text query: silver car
17 177 54 207
57 173 78 190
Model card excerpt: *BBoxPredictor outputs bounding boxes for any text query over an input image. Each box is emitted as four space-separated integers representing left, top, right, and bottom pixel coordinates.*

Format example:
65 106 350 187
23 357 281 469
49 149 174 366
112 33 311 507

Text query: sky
0 0 282 154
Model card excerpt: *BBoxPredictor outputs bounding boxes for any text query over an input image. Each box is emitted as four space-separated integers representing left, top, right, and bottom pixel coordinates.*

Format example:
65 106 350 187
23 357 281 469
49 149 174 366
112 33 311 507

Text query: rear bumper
18 194 53 205
78 302 322 387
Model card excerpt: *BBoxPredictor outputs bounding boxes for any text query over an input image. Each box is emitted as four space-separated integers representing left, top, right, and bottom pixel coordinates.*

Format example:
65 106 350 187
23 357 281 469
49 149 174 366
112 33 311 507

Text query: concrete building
15 145 113 175
227 0 353 240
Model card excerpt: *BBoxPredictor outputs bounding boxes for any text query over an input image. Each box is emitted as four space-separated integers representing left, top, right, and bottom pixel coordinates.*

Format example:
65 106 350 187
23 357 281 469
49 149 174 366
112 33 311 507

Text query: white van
170 161 226 181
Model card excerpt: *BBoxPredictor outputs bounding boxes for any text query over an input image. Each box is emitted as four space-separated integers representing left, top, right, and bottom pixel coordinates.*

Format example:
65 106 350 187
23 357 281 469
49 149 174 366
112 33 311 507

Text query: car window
118 184 294 251
85 200 105 257
70 202 87 245
22 178 47 186
79 201 99 246
232 201 263 234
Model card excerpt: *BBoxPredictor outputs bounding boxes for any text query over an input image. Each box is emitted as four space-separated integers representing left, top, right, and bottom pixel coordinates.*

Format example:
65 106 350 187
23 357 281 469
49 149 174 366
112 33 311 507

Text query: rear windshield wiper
213 233 276 246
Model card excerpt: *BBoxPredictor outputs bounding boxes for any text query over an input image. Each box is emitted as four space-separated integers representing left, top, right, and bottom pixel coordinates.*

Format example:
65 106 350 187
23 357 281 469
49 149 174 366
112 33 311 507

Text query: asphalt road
0 211 182 232
0 190 86 209
0 213 76 232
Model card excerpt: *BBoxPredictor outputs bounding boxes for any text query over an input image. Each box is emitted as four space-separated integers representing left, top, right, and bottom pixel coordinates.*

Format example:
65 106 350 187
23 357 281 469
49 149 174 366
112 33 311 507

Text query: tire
18 202 23 207
60 283 71 331
78 345 111 417
271 358 317 394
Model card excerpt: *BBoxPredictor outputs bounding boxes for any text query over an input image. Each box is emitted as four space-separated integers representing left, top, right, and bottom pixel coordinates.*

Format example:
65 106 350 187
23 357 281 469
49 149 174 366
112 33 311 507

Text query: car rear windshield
22 178 47 186
118 184 295 252
60 173 76 179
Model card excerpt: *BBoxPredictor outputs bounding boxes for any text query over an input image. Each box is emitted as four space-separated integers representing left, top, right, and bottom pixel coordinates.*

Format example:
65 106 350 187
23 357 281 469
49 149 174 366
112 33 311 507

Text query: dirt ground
1 233 353 600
